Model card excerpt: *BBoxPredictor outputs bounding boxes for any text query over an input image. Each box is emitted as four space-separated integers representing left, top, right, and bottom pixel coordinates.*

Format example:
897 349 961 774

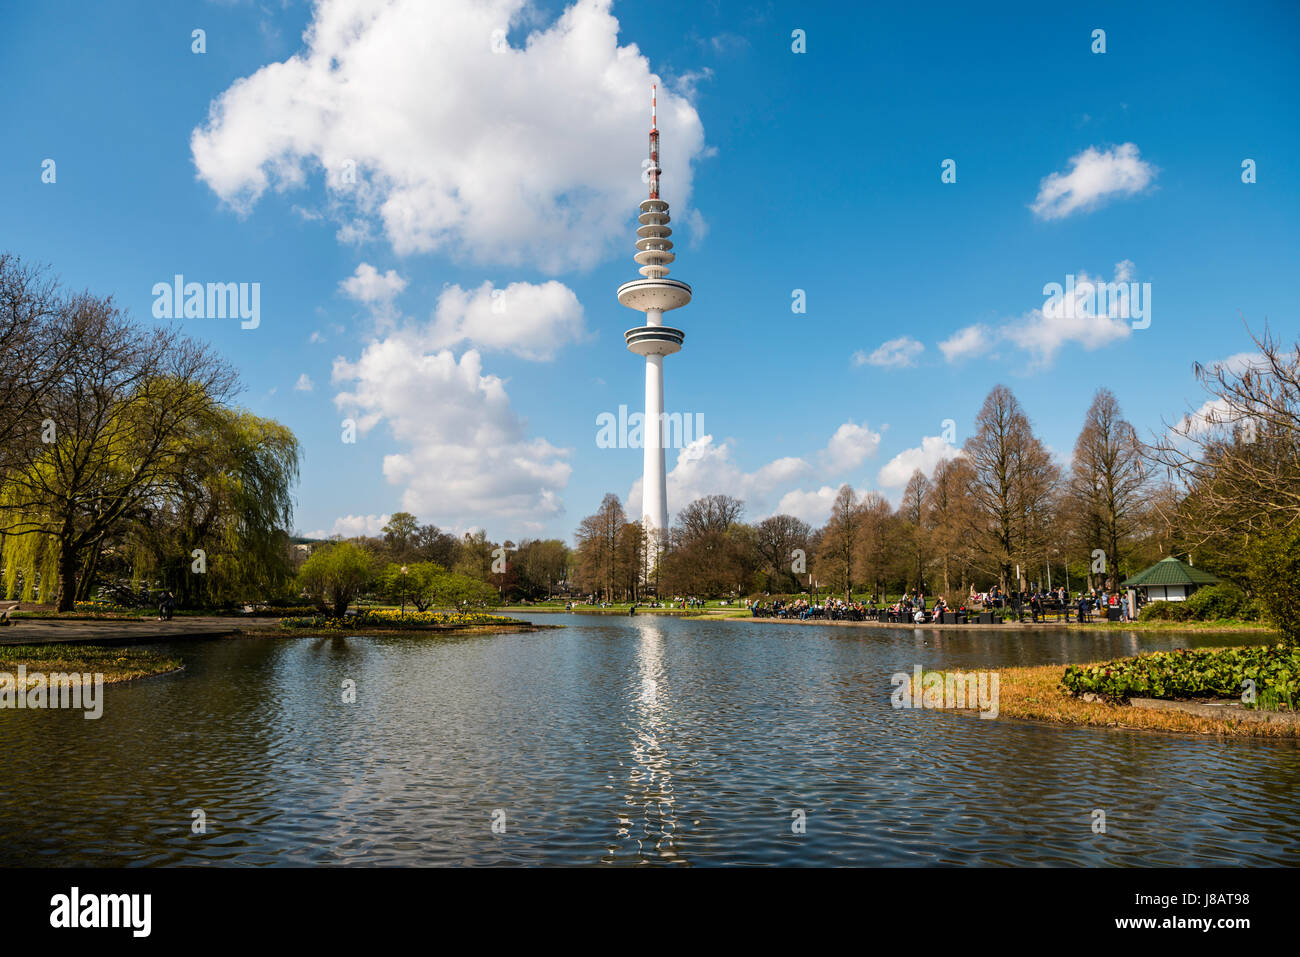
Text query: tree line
572 328 1300 641
572 385 1160 603
296 511 573 610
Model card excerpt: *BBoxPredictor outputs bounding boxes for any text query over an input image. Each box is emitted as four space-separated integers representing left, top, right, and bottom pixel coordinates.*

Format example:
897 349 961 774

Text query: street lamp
400 565 408 618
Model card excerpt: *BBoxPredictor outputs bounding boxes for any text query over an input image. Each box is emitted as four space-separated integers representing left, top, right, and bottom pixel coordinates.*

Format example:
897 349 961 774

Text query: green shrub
1241 597 1268 622
1061 644 1300 704
297 542 378 616
1139 600 1189 622
1182 583 1248 621
1246 523 1300 646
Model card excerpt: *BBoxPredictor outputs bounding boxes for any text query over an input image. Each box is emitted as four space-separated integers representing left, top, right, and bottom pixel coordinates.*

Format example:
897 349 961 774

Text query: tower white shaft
643 353 667 534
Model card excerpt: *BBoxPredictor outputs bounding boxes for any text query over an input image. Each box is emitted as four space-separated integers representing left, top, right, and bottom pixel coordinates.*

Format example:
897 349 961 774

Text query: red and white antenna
648 83 661 199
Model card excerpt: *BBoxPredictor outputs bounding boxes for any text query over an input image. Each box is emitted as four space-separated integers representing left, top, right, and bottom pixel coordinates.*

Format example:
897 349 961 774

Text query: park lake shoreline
1 612 1291 739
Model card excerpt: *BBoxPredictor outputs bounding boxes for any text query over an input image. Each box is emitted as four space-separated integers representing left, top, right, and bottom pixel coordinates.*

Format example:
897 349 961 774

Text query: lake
2 614 1297 866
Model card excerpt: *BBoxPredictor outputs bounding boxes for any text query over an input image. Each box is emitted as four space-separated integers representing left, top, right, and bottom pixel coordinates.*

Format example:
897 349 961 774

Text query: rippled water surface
2 615 1298 866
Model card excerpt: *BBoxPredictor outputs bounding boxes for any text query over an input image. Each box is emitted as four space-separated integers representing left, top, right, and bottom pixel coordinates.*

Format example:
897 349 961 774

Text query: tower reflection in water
610 618 684 864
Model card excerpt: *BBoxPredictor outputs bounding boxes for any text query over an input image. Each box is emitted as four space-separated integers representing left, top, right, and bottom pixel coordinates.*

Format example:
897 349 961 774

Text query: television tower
618 83 691 545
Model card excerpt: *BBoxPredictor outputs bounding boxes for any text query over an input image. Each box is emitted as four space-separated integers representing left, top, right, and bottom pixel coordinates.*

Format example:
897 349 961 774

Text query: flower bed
1061 644 1300 708
74 599 135 615
279 609 515 631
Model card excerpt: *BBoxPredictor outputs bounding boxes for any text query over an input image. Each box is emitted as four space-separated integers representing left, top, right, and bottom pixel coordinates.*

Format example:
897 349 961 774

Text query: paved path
0 616 281 647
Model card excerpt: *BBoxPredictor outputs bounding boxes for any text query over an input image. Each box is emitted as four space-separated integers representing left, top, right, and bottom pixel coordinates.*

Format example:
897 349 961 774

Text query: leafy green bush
1246 523 1300 646
1182 582 1249 621
297 542 378 616
1242 597 1268 622
1061 644 1300 704
1138 600 1190 622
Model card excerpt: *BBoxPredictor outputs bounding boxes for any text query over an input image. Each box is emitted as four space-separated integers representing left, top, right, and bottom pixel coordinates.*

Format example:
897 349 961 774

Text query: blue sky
3 0 1297 541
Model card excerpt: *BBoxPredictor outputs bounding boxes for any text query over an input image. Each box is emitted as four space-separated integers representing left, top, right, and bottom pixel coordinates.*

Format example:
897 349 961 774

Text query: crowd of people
746 592 949 623
564 585 1141 623
746 585 1141 624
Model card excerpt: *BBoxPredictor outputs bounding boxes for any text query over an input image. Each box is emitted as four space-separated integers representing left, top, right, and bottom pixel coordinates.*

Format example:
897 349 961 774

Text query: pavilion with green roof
1121 556 1221 603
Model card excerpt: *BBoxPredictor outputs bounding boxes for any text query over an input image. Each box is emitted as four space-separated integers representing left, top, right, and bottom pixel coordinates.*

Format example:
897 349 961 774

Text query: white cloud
626 419 883 524
307 513 392 539
819 420 882 473
294 373 315 392
1177 397 1237 438
877 435 963 488
938 262 1140 368
1205 351 1265 378
854 336 924 368
938 324 991 364
332 341 571 529
627 434 812 521
674 66 713 100
329 269 584 528
683 208 709 248
429 280 585 361
1018 263 1136 365
1030 143 1156 220
772 485 872 526
341 263 408 306
191 0 707 273
340 263 586 361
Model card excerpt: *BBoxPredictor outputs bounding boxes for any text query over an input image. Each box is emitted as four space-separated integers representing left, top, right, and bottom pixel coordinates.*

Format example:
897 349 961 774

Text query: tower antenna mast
648 83 660 200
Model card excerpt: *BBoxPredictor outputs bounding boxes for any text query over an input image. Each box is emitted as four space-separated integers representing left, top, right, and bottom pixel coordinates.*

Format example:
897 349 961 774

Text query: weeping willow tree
0 528 58 602
125 409 300 607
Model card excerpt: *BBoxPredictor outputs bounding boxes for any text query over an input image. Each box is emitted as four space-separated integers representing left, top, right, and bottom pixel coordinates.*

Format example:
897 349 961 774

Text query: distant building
1121 556 1220 602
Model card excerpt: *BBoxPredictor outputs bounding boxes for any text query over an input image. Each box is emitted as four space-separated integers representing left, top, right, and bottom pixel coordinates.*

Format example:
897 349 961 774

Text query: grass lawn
0 644 182 684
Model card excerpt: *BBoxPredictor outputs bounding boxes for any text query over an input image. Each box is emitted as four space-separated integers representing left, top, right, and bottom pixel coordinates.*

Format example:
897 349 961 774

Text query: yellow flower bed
279 609 514 630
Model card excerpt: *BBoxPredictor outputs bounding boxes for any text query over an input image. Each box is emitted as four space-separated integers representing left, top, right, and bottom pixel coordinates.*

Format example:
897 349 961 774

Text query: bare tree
924 456 978 598
574 493 626 601
855 491 895 600
816 485 862 600
661 494 748 597
1148 322 1300 538
964 384 1059 591
898 469 931 594
1065 388 1147 587
0 254 70 476
755 513 811 592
